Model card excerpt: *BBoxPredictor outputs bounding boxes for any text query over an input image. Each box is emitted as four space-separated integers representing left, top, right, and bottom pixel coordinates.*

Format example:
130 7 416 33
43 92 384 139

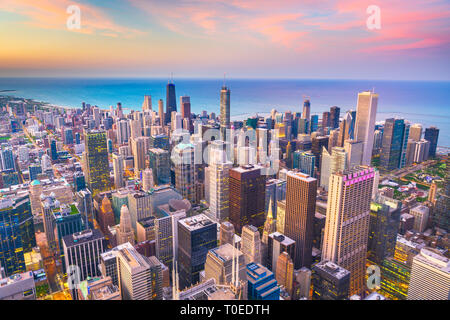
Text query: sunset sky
1 0 449 80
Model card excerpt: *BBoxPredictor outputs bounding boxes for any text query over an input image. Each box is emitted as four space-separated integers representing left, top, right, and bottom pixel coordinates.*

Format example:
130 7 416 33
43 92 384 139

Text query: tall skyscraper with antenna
165 76 177 125
220 75 230 140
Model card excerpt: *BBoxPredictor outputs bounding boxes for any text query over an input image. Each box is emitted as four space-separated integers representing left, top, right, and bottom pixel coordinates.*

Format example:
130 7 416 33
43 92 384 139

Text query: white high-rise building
322 166 375 296
112 153 124 189
320 146 347 191
407 247 450 300
344 139 364 169
409 124 422 142
208 141 232 221
241 225 262 265
355 91 378 166
116 119 131 145
117 246 159 300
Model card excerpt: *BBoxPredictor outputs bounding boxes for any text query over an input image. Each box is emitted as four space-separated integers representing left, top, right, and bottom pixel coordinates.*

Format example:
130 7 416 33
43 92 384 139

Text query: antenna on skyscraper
223 72 226 87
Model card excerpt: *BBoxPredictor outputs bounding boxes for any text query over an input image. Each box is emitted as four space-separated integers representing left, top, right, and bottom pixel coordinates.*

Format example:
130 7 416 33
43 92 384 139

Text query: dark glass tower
424 126 439 157
380 118 405 171
0 193 35 276
368 195 402 265
177 214 217 290
329 106 340 129
165 81 177 125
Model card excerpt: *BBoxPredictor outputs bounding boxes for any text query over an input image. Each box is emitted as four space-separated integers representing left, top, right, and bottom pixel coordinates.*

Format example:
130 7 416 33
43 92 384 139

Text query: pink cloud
0 0 143 37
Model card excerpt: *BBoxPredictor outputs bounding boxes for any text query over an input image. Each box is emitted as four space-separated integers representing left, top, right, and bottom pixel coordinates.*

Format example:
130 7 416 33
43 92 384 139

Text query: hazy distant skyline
1 0 450 80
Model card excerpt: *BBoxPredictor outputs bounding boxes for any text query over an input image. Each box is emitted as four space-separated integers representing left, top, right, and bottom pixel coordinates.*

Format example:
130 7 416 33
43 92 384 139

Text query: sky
0 0 449 80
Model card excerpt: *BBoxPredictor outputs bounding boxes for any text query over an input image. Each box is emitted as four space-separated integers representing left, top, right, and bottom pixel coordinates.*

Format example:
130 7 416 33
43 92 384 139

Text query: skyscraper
117 246 162 300
241 225 262 265
208 141 232 221
284 171 317 269
117 205 135 245
355 91 379 166
368 194 402 264
275 251 294 295
407 247 450 300
62 229 105 283
329 106 340 129
204 243 246 286
0 193 35 276
293 150 316 177
302 99 310 121
219 221 235 246
180 96 191 120
53 204 84 270
172 143 196 202
177 214 217 289
158 99 165 126
433 155 449 231
112 153 124 189
165 81 177 125
312 260 350 300
267 232 296 273
142 95 152 111
149 148 171 185
131 136 147 172
409 123 422 142
424 126 440 157
380 118 406 171
322 166 374 296
220 85 230 140
229 165 266 234
84 129 110 196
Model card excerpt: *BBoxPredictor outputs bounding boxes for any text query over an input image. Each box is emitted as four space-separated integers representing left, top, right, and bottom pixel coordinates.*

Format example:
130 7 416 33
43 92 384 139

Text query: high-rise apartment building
284 171 316 269
322 166 374 296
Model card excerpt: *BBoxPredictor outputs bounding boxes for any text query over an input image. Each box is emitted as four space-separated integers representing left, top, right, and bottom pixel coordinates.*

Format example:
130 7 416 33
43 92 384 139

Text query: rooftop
315 260 350 280
179 214 215 231
269 232 295 246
